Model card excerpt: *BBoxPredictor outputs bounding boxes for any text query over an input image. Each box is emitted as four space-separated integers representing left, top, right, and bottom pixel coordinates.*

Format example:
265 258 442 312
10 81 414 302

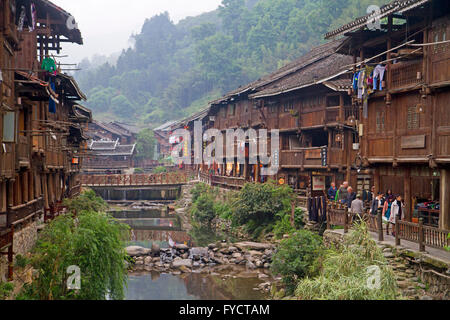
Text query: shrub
295 222 400 300
152 166 167 174
232 181 294 228
190 183 211 203
271 230 324 294
134 168 144 173
20 209 130 300
0 282 14 300
15 254 29 268
191 193 216 227
63 189 108 214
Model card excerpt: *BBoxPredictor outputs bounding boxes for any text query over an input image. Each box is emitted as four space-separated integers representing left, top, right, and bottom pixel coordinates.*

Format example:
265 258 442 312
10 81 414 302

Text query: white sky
51 0 222 64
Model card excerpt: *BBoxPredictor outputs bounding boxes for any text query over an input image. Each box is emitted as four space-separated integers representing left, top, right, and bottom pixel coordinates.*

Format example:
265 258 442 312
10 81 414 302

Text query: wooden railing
211 175 246 188
390 60 423 90
396 219 449 251
68 184 81 198
7 197 44 227
81 172 188 186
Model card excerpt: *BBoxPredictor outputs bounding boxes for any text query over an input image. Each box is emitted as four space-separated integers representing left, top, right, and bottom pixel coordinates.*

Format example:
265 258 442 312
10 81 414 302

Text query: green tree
136 128 156 160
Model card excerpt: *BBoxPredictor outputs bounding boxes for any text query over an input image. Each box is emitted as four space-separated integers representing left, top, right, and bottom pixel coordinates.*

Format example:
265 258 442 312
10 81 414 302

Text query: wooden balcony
45 150 65 169
81 172 188 187
211 175 246 189
390 60 423 90
6 197 44 227
326 107 340 123
0 144 15 179
280 148 324 168
16 135 30 168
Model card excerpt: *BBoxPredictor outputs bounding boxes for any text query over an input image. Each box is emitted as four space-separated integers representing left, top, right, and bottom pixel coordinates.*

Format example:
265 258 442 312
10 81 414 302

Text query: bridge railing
81 172 188 186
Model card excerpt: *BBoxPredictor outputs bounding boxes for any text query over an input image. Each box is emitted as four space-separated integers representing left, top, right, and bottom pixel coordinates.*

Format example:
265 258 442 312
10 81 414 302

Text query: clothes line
341 40 416 69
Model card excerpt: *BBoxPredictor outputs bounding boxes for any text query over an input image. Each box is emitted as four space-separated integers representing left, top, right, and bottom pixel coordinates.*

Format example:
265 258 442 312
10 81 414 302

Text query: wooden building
197 40 364 198
325 0 450 230
0 0 89 278
83 139 137 174
86 120 137 145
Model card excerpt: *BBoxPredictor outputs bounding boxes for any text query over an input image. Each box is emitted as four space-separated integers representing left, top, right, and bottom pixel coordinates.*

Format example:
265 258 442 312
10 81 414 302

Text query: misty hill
74 0 387 128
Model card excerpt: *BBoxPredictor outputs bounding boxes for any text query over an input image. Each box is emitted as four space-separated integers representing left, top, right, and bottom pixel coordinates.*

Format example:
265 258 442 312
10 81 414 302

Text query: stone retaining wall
0 221 40 282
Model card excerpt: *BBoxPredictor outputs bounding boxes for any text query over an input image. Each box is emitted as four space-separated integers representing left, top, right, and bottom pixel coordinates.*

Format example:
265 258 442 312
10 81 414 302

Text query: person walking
370 192 383 215
346 186 356 208
350 194 364 216
328 182 337 200
388 195 405 236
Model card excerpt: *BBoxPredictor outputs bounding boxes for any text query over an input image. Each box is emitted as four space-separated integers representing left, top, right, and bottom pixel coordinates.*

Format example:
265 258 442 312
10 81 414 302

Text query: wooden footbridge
81 172 189 187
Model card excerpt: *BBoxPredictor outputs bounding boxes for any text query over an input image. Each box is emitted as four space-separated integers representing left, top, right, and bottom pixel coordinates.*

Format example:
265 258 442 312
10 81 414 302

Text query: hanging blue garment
48 78 56 114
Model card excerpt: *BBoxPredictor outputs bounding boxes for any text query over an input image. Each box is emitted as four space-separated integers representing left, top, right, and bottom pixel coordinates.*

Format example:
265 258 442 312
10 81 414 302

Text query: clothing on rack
373 65 386 90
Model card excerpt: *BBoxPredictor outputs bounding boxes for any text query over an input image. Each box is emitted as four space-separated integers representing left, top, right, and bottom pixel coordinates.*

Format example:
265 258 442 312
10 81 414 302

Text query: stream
110 203 271 300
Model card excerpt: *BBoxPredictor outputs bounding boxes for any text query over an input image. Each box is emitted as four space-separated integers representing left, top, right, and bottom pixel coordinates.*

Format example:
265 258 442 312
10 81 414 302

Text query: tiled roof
94 144 136 156
89 139 119 151
325 0 432 39
250 52 353 98
210 39 348 104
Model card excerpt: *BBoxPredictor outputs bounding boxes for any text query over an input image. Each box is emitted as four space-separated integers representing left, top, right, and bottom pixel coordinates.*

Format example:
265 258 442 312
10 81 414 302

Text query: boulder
175 244 189 251
249 250 263 256
255 260 263 268
151 243 160 256
126 246 150 257
235 242 272 251
144 256 153 265
232 252 243 259
246 261 257 270
228 246 238 253
172 259 193 269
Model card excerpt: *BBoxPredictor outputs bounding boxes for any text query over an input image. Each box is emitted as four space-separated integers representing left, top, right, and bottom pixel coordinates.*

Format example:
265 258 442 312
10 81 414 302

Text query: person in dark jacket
370 192 384 215
327 182 337 200
346 186 356 208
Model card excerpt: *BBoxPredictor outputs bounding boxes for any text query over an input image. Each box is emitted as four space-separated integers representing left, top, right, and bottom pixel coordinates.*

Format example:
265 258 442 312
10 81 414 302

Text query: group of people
327 183 405 236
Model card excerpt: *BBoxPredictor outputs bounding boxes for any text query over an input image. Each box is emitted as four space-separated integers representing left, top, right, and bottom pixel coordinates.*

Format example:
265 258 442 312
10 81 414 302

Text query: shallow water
125 270 269 300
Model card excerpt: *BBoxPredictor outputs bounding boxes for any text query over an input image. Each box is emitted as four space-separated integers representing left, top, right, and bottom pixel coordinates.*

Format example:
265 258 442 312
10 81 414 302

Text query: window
376 111 385 133
284 101 294 113
407 106 419 129
3 112 16 142
269 105 278 114
228 104 236 116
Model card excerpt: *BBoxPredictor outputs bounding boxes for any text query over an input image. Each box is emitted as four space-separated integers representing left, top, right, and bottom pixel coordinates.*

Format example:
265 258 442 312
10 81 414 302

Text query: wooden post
326 206 330 230
377 210 384 241
418 218 425 252
22 172 29 204
404 167 411 222
395 221 400 246
43 174 49 209
344 211 349 234
7 225 14 281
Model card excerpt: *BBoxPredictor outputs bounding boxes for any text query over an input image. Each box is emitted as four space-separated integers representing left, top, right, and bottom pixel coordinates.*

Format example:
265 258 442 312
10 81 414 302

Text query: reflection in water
125 271 268 300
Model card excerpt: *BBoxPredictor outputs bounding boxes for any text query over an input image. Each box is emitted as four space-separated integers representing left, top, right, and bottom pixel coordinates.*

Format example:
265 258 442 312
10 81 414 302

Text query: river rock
235 242 272 251
246 261 257 270
232 252 243 259
249 250 263 256
175 244 189 251
255 260 263 268
126 246 150 257
228 246 238 253
144 256 153 265
181 253 189 259
151 243 160 256
208 243 217 249
172 259 193 269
